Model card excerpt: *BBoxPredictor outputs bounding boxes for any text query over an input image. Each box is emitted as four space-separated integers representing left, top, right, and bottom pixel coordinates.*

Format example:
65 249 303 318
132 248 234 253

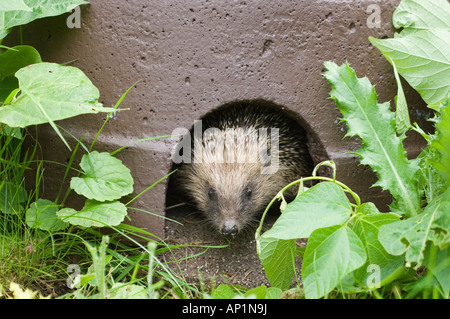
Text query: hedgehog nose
221 220 238 237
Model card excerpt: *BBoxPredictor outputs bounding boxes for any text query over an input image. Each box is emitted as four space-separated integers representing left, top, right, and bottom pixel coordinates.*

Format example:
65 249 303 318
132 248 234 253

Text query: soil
162 203 305 292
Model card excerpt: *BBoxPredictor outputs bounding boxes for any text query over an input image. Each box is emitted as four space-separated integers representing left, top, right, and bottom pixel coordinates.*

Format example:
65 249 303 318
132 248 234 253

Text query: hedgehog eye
208 188 216 200
244 187 252 198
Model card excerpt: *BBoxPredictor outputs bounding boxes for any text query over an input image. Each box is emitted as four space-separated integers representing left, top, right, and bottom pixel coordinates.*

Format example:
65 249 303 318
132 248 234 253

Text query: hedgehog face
186 162 277 237
174 101 314 237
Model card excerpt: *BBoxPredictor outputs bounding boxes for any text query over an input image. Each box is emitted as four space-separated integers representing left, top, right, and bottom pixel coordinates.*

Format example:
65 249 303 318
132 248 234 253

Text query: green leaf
0 1 32 12
0 45 41 103
57 199 127 228
429 98 450 189
210 284 237 299
352 211 405 287
391 58 410 135
423 244 450 298
265 287 283 299
0 0 89 40
0 63 114 127
302 225 366 299
0 63 116 150
26 199 68 232
323 61 421 217
379 186 450 268
258 237 296 291
244 285 267 299
0 46 41 77
109 283 148 299
354 202 381 216
392 0 450 33
369 30 450 105
70 151 134 202
242 285 282 299
0 181 27 214
262 182 352 240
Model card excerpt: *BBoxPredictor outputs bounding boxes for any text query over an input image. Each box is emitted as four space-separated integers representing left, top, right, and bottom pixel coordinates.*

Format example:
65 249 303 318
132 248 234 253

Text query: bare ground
162 203 304 292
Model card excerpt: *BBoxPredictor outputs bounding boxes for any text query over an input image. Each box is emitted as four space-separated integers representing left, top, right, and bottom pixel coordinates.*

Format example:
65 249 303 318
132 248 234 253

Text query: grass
0 123 205 299
0 124 438 300
0 80 207 299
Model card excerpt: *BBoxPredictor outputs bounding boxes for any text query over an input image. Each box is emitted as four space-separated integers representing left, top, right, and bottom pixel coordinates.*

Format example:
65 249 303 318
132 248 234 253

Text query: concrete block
11 0 432 238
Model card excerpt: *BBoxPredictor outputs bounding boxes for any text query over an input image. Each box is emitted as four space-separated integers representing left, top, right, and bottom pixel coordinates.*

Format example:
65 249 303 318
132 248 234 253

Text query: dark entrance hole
164 99 330 238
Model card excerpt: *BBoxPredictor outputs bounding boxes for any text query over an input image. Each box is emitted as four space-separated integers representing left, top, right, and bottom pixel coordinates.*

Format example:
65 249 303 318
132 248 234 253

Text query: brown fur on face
180 162 289 236
175 100 313 237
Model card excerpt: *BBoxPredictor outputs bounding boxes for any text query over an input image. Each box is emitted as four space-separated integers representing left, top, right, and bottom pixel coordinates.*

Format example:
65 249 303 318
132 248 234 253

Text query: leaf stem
255 175 360 254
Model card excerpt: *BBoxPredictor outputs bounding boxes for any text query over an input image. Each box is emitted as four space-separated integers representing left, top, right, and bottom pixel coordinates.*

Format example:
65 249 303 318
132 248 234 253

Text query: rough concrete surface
8 0 433 289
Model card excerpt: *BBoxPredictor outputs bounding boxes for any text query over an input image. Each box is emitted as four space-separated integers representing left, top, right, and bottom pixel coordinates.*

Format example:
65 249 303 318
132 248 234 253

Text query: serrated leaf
258 237 296 291
262 182 351 240
57 199 127 227
369 30 450 105
0 63 115 128
302 225 366 299
70 151 134 202
352 212 404 287
429 98 450 189
391 58 410 135
0 0 89 40
379 186 450 268
26 199 68 232
324 61 421 217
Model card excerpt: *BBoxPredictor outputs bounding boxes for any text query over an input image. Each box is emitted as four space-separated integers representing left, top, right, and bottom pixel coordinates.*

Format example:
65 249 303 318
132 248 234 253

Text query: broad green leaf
0 125 22 139
0 45 41 76
56 199 127 227
354 202 381 216
244 285 268 299
302 225 366 299
0 1 31 12
324 61 421 217
0 45 41 103
0 181 27 214
0 0 89 40
352 212 405 287
262 182 351 240
0 63 114 128
369 30 450 105
210 284 237 299
392 0 450 34
379 186 450 268
26 199 68 232
258 237 296 291
244 285 283 299
264 287 283 299
429 98 450 189
70 151 134 202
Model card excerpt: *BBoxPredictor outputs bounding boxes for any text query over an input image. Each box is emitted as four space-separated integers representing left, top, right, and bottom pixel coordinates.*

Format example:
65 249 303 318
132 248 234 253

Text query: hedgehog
174 99 313 237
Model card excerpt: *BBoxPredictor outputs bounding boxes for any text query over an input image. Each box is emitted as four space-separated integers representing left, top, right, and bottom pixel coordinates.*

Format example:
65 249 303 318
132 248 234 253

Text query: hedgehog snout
221 220 238 237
